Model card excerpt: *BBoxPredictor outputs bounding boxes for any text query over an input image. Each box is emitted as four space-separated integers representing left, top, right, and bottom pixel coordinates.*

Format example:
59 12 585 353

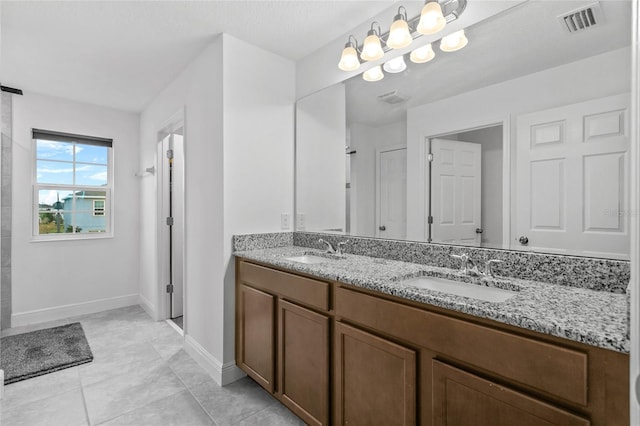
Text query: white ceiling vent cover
378 90 409 104
558 2 603 34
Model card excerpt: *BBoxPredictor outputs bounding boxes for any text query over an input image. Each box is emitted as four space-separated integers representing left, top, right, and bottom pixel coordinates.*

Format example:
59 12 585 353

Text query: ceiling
346 0 633 127
1 0 395 112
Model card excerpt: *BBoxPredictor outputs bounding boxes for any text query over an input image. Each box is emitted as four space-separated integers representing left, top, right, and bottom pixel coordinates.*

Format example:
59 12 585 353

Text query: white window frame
32 129 114 241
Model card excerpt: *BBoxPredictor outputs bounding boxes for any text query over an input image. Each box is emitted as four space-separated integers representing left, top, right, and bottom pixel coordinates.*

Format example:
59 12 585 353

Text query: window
33 129 113 238
93 200 105 216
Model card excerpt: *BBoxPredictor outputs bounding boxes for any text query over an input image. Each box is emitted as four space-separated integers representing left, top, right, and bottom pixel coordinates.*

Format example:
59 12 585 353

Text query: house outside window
33 129 113 238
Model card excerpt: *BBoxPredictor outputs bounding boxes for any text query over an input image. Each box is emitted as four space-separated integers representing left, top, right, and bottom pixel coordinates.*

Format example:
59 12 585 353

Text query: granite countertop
234 246 630 353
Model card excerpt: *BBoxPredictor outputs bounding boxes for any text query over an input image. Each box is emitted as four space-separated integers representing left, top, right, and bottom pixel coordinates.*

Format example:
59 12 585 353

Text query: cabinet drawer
238 261 330 311
335 286 588 405
432 360 590 426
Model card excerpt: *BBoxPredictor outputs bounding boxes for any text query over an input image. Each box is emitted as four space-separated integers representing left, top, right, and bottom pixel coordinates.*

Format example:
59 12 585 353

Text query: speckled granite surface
294 232 630 294
232 232 293 251
234 246 629 353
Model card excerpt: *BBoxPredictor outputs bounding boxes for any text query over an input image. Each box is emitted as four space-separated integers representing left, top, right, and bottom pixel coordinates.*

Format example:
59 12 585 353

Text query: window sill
31 233 114 242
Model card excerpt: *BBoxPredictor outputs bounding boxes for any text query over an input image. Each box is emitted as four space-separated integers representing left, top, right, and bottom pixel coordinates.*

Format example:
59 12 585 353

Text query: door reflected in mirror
295 0 632 260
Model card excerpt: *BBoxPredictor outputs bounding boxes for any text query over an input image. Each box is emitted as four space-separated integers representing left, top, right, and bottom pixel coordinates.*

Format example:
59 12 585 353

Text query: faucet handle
336 240 349 255
484 259 503 277
450 253 469 272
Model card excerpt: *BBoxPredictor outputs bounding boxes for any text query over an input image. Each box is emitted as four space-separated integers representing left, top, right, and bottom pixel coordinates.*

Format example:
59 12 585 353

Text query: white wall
139 38 225 367
222 34 295 364
139 34 294 384
296 83 346 232
11 93 140 325
406 47 631 241
349 120 406 237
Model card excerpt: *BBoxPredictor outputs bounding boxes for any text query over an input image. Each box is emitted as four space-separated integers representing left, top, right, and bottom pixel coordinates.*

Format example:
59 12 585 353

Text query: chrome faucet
318 238 349 255
451 254 503 277
318 238 337 254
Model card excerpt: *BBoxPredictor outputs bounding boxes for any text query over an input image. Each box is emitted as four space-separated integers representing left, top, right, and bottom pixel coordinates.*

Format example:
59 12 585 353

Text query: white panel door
377 147 407 239
516 94 629 258
430 139 482 244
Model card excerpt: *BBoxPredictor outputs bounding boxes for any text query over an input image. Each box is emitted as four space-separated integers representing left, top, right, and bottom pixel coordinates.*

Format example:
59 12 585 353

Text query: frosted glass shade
362 65 384 82
387 18 413 49
383 55 407 73
410 43 435 64
338 46 360 71
417 2 446 35
440 29 468 52
361 34 384 61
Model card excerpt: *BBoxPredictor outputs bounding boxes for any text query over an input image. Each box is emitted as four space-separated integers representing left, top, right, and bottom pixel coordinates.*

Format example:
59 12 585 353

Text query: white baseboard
11 294 139 328
138 294 156 320
184 334 245 386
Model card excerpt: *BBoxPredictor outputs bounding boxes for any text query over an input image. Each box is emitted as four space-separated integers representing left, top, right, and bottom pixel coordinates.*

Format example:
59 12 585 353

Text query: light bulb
440 29 468 52
383 55 407 73
338 45 360 71
362 65 384 82
410 43 435 64
361 30 384 61
387 16 413 49
417 1 446 35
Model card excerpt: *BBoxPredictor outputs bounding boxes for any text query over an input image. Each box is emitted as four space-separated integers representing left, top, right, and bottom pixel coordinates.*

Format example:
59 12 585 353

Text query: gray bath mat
1 322 93 384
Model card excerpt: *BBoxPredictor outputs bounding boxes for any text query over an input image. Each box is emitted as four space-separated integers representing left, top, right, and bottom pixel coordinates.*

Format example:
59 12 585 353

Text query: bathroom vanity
234 244 629 426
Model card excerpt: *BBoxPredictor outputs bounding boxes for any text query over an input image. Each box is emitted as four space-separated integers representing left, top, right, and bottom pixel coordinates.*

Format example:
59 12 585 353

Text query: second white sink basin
285 255 334 264
402 276 517 303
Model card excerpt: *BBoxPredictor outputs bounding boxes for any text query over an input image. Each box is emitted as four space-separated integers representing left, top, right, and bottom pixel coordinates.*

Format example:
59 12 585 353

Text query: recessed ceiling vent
377 90 409 104
558 2 603 34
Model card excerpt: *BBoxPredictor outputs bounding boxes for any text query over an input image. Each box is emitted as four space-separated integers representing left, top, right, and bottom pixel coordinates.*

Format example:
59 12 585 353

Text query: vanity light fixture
360 22 385 62
338 0 468 81
362 65 385 82
383 55 407 73
338 35 361 71
387 6 413 49
417 0 447 35
440 29 468 52
410 43 435 64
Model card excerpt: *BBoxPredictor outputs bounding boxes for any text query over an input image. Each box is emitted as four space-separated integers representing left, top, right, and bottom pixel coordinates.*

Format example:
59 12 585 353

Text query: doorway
157 120 185 329
376 145 407 240
428 124 504 247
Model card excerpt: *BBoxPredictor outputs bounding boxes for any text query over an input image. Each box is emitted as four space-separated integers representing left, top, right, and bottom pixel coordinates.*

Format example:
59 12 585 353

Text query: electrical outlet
281 213 290 230
297 213 305 230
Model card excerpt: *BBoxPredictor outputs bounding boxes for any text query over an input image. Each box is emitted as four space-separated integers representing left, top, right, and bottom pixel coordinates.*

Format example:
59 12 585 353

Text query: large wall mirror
295 0 632 260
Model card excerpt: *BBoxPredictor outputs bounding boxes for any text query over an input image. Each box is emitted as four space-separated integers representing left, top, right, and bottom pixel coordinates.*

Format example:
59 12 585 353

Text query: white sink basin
402 276 517 303
285 255 334 265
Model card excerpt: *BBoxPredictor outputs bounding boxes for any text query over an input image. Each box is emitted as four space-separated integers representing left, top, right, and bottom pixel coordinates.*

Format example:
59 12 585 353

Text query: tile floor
0 305 304 426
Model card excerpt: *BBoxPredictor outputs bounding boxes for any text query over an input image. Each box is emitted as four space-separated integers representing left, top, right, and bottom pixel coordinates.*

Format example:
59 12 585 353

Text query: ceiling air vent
558 2 603 34
377 90 409 105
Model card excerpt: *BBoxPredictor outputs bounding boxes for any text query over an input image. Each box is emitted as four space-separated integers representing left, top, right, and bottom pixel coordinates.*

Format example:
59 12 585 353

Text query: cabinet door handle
519 236 529 245
379 225 386 231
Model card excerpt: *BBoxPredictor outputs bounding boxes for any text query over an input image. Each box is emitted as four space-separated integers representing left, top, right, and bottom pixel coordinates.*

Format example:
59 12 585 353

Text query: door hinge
166 217 174 226
166 284 174 293
427 153 434 162
428 215 434 224
166 149 174 159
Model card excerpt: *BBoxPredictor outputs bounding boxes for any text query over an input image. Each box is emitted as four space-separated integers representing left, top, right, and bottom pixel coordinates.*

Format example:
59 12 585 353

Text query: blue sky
36 140 108 186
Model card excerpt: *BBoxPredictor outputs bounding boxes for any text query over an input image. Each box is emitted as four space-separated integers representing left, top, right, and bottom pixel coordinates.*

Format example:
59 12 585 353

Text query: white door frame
629 1 639 421
156 108 186 326
375 144 406 238
423 118 510 247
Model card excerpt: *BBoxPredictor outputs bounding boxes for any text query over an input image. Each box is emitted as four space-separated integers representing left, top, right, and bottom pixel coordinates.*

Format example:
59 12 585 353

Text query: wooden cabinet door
237 284 275 392
278 300 329 426
432 360 590 426
334 321 416 426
